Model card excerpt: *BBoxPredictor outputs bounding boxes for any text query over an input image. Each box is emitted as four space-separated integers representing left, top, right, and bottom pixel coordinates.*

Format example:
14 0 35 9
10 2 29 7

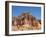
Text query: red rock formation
12 12 41 30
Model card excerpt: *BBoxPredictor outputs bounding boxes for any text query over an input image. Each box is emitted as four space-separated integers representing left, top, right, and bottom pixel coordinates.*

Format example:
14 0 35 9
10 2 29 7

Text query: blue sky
12 6 41 19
